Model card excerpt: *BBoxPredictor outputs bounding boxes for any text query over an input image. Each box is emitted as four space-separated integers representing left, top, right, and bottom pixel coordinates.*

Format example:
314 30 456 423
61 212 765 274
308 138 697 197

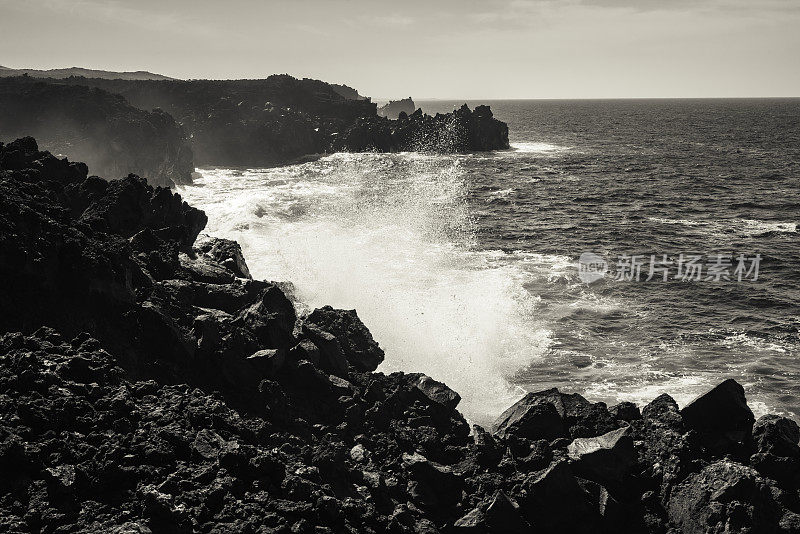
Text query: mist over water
182 98 800 425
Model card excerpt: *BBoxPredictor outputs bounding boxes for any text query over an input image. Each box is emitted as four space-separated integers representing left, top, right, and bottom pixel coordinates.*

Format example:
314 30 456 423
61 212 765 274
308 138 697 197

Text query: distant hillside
37 74 378 167
0 78 193 186
0 66 174 81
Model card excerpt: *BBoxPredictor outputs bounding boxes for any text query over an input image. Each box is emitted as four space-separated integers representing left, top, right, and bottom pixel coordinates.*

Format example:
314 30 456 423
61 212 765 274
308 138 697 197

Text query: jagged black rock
1 138 798 533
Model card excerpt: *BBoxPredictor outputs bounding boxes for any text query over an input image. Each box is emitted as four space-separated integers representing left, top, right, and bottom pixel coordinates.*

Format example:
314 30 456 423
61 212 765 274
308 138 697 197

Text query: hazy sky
1 0 798 98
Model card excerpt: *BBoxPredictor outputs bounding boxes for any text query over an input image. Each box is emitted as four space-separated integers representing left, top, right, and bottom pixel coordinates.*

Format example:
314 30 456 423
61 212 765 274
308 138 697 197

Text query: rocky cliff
44 75 377 167
377 98 416 119
1 137 798 533
330 83 369 101
28 75 509 163
0 79 193 187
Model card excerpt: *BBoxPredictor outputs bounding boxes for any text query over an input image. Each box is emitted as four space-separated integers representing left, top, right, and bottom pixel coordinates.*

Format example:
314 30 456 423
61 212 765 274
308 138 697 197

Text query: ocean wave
647 217 702 227
182 156 551 424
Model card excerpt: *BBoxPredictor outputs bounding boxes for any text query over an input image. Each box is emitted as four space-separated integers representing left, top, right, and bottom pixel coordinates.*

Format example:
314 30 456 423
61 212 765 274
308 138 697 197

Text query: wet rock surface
1 138 799 533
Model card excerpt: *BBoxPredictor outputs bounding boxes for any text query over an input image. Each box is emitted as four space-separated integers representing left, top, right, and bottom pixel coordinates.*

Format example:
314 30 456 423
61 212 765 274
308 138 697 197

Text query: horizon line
409 95 800 101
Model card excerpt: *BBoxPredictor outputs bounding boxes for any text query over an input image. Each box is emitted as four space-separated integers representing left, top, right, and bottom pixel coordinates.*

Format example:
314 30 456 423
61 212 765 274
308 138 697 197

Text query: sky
1 0 799 99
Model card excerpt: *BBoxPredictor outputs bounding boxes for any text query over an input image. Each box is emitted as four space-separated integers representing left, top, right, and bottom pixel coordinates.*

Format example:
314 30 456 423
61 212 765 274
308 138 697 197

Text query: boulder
749 414 800 485
492 388 619 440
287 339 321 367
413 374 461 411
491 400 566 441
301 324 349 378
567 426 636 486
305 306 384 372
609 401 641 422
667 460 784 533
179 252 236 284
520 460 601 534
631 393 700 497
642 393 682 422
246 349 285 377
752 415 800 457
680 379 755 455
195 235 252 279
236 284 297 349
471 425 503 468
402 452 463 508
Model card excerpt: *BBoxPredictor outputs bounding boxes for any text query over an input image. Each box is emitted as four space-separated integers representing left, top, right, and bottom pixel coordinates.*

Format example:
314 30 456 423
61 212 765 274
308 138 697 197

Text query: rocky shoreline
1 137 799 533
1 75 509 176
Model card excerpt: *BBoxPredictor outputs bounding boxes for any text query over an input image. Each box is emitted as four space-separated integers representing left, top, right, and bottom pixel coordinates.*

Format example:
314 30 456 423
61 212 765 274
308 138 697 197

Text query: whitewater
180 153 551 424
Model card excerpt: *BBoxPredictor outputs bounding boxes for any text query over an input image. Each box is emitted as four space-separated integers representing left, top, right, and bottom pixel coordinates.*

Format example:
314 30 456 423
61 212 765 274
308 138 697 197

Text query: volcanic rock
680 378 756 456
568 425 636 486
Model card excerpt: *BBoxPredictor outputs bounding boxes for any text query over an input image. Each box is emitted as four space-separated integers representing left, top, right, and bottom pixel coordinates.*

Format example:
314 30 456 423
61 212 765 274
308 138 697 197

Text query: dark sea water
181 98 800 425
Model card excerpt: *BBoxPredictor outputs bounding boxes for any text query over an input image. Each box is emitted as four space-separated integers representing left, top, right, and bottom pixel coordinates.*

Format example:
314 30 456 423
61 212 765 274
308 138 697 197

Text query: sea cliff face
0 79 194 187
42 75 378 167
1 137 798 533
24 75 510 164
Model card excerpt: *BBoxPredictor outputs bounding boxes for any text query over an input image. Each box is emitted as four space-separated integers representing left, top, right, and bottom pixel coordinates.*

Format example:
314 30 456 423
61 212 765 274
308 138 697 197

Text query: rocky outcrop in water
0 79 194 187
2 137 797 533
331 104 510 153
377 98 416 119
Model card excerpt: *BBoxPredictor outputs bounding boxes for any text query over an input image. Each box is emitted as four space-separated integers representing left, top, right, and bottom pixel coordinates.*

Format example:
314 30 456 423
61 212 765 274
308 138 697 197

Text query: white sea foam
739 219 796 235
510 142 569 153
648 217 702 227
721 332 789 354
180 153 550 424
486 188 515 201
585 372 710 410
648 216 796 236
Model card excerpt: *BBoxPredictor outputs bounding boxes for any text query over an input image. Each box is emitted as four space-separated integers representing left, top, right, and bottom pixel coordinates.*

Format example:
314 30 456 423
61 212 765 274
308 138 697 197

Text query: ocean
179 98 800 426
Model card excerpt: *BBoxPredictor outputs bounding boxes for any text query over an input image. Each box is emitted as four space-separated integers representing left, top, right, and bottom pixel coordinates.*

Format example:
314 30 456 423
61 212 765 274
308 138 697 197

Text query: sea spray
180 153 549 424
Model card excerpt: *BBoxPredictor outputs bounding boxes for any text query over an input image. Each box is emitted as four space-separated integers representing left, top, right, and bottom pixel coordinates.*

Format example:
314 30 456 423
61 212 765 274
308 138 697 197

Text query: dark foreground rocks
1 137 798 533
